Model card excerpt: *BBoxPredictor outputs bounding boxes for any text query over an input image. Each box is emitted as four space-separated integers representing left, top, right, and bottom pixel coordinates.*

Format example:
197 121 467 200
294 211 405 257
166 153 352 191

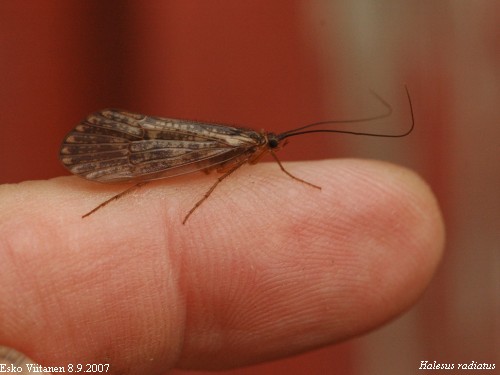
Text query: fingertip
0 159 445 371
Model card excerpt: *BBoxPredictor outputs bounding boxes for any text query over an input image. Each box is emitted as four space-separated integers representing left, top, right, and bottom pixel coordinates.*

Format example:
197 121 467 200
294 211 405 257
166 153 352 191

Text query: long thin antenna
277 86 414 141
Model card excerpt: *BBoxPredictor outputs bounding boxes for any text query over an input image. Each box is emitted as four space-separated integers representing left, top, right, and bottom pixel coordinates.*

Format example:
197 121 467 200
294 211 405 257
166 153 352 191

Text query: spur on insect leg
82 181 150 218
182 160 247 224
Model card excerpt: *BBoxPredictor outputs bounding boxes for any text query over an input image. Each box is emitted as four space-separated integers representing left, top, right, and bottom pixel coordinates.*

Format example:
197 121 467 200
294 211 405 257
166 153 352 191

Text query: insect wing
60 109 263 183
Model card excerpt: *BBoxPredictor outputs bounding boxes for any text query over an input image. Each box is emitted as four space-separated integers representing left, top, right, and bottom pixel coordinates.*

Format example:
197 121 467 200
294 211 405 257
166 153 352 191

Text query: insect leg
182 161 246 224
82 181 150 218
270 151 321 190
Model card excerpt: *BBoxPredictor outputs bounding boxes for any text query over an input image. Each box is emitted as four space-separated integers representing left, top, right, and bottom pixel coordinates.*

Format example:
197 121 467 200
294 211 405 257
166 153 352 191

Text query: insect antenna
277 86 414 141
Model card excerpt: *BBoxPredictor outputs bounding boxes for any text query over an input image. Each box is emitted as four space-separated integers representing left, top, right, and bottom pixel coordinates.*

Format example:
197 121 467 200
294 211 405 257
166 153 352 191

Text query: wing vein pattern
60 109 264 182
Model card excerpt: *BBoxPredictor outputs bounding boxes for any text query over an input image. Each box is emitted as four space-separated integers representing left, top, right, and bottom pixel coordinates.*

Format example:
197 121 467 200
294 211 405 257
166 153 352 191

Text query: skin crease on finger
0 158 444 373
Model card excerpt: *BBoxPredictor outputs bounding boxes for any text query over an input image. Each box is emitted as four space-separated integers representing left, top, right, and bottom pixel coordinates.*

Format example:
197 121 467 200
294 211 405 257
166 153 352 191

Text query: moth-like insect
60 87 413 224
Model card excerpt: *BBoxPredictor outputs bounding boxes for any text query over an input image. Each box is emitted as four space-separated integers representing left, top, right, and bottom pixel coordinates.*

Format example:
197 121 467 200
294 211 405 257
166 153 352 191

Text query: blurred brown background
1 1 498 374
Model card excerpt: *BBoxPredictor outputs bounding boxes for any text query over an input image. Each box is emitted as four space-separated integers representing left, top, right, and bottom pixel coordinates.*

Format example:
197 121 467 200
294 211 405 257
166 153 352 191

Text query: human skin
0 159 444 374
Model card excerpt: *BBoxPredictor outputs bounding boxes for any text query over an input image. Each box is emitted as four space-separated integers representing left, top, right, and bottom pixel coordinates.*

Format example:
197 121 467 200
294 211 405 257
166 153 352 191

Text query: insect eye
268 138 279 148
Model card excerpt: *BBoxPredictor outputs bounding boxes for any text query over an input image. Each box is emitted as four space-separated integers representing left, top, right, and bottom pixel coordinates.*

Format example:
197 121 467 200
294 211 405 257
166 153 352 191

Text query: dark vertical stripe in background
1 1 135 182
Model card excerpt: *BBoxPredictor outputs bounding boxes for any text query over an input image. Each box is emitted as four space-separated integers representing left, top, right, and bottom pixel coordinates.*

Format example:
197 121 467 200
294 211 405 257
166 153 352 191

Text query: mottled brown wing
60 109 263 183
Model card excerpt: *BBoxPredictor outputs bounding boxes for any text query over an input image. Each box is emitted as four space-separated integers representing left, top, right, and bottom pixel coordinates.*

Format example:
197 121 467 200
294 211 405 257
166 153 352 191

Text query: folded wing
60 109 262 182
